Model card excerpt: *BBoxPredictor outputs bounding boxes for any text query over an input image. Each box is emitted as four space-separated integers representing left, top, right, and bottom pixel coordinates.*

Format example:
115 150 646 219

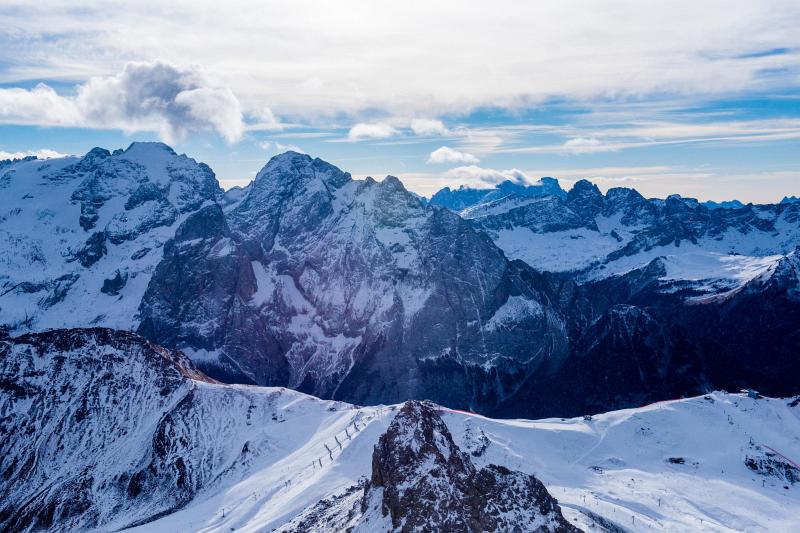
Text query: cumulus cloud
347 122 399 141
248 107 283 131
0 148 68 160
0 61 244 142
411 119 450 136
444 165 531 186
259 140 305 154
561 137 616 154
0 84 83 127
427 146 479 164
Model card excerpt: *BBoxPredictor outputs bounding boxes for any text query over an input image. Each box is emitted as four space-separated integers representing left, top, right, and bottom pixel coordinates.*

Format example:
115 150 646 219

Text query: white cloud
247 107 284 131
443 165 531 187
0 61 244 142
259 140 305 154
1 2 797 119
411 119 450 136
495 118 800 155
347 122 399 141
427 146 479 164
562 137 609 154
0 148 69 160
0 84 82 127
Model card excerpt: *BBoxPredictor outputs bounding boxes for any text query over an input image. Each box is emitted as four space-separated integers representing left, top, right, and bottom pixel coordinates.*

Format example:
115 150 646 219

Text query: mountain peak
123 141 177 157
267 150 312 165
566 179 603 218
364 400 579 532
569 179 601 196
378 174 407 192
86 146 111 159
252 152 351 196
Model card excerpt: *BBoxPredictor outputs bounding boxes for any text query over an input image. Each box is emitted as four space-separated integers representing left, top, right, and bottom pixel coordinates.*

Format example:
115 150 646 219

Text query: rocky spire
368 400 580 532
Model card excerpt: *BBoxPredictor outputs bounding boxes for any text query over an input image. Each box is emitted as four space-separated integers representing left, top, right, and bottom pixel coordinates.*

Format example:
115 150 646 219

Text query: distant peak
123 141 177 156
270 150 310 161
85 147 111 159
253 151 351 192
379 175 406 192
570 179 601 194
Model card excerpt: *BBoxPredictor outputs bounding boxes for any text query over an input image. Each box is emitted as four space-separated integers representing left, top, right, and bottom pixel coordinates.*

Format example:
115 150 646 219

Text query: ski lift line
435 407 488 419
761 444 800 470
637 396 685 409
182 411 388 533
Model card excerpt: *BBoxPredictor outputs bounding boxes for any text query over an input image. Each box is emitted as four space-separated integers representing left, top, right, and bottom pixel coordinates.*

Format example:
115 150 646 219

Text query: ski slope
131 392 800 532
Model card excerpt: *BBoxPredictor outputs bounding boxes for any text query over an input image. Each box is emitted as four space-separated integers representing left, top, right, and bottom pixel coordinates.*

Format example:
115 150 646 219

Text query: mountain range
2 144 800 531
1 143 799 418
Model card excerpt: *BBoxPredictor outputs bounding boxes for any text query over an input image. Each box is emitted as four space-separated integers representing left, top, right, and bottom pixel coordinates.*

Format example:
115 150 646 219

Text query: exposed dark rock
0 328 214 532
138 152 566 413
101 270 128 295
76 231 108 267
278 400 580 532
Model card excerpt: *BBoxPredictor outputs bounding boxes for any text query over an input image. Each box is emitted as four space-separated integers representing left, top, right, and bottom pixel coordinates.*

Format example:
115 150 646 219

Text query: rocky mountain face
0 328 209 531
490 247 800 418
0 327 364 532
278 400 580 533
441 177 800 277
430 176 566 211
1 146 799 420
138 152 567 412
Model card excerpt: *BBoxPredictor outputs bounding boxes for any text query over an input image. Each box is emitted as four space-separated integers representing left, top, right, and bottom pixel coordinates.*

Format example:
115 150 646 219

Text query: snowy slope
0 143 221 333
136 392 800 533
2 328 799 532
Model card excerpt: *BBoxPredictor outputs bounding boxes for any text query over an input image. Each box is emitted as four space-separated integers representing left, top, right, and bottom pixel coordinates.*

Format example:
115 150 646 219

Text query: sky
0 1 799 202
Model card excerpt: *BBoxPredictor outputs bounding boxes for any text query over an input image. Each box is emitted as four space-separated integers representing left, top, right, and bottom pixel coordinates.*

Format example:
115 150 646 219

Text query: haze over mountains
1 143 799 419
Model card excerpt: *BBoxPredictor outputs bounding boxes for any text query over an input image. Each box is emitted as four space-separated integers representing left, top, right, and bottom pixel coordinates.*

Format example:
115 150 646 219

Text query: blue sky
1 1 799 202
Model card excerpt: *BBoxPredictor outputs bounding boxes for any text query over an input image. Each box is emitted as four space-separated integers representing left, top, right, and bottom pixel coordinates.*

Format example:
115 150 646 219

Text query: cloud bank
411 119 450 136
0 148 68 161
1 1 798 120
347 122 399 141
0 61 244 142
427 146 479 164
443 165 531 187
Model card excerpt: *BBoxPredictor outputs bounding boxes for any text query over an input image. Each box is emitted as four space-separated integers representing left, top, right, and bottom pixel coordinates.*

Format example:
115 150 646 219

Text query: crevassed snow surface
132 391 800 533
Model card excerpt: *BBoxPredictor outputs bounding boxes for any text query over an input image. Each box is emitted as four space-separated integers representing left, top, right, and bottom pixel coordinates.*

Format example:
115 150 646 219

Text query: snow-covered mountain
440 179 800 285
136 151 566 411
2 328 798 532
1 146 799 419
429 176 566 211
0 143 221 332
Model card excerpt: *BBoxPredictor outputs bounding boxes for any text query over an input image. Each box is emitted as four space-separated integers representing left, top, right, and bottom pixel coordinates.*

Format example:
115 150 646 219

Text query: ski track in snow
128 391 800 533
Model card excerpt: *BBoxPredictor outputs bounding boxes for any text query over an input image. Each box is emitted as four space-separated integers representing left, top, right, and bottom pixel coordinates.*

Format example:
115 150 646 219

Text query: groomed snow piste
131 391 800 533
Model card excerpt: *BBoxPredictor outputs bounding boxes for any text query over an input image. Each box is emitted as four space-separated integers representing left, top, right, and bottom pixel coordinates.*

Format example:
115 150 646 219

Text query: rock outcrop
278 400 581 532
